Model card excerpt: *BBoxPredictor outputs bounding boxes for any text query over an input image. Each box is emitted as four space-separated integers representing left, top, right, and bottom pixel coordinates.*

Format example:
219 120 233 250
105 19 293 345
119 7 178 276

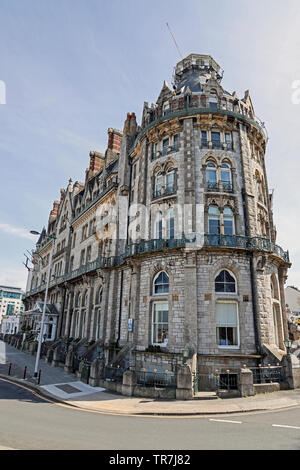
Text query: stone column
89 358 104 387
176 365 193 400
122 370 136 396
238 367 254 397
282 354 300 389
183 251 198 372
64 347 74 373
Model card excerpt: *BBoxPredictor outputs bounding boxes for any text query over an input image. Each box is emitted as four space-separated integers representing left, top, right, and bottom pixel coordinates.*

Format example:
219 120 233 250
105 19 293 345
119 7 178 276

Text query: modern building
0 286 24 334
22 53 291 388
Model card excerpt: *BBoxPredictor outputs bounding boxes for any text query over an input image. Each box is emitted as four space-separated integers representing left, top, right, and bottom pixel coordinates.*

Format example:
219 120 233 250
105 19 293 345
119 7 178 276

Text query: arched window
166 167 175 194
153 271 169 295
154 171 163 197
75 293 81 308
82 290 88 307
97 286 103 305
221 163 232 190
215 270 236 293
156 212 163 239
206 162 217 189
209 92 218 109
223 207 235 235
167 208 175 239
208 205 220 234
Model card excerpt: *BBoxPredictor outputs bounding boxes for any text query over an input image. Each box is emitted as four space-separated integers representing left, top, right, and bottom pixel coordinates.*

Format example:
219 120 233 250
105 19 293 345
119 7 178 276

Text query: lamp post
30 231 56 377
284 338 293 355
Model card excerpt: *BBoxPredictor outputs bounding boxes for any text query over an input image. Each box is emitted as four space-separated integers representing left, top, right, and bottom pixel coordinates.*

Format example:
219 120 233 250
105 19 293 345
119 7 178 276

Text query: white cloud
0 267 27 290
0 223 36 240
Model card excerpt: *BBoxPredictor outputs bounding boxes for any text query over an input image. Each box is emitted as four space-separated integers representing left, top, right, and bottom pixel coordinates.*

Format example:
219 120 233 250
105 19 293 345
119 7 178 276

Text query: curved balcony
24 235 289 299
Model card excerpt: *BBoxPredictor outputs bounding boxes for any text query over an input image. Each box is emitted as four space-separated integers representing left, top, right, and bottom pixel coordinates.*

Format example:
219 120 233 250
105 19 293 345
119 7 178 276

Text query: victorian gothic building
23 54 291 385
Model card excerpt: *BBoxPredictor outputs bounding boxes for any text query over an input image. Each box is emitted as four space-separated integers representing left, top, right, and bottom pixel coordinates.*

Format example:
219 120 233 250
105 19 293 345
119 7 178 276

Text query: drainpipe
116 137 133 348
239 128 260 355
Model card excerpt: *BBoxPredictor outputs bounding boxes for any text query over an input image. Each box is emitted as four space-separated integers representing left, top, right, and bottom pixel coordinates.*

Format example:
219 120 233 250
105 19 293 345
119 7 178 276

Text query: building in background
285 286 300 321
0 286 24 335
22 53 291 390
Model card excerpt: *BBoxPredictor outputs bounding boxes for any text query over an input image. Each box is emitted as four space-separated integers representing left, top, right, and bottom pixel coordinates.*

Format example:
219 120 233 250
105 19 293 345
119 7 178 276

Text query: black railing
104 365 124 383
135 370 177 389
216 373 238 391
250 366 283 384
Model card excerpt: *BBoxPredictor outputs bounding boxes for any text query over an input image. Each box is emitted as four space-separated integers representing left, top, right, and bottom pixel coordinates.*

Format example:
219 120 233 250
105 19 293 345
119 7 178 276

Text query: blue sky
0 0 300 289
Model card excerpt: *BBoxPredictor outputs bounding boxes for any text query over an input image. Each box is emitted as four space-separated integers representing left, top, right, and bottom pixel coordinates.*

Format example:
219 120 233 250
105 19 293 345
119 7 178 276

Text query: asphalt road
0 378 300 450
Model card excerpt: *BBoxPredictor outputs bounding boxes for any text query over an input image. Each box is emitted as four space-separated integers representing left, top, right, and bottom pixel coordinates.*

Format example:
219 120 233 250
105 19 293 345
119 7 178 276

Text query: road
0 378 300 450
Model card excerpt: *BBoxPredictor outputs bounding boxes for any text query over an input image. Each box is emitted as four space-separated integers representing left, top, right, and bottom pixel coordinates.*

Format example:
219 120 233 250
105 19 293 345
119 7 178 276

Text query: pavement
1 339 300 417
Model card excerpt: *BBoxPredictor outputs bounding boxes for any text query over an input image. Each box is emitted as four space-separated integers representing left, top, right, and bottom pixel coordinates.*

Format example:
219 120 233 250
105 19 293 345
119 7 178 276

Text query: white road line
209 419 242 424
272 424 300 430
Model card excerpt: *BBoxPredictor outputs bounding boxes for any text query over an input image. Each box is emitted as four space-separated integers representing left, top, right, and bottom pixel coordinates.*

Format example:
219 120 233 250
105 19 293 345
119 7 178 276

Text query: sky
0 0 300 290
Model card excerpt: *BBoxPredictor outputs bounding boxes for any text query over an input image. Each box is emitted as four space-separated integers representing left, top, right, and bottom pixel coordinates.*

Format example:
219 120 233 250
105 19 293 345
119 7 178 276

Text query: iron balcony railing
125 237 186 257
153 185 177 200
206 182 233 192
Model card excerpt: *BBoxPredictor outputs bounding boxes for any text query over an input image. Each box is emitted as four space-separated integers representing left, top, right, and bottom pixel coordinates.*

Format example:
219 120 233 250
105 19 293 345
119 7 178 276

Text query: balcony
206 182 233 193
153 186 176 200
24 235 289 299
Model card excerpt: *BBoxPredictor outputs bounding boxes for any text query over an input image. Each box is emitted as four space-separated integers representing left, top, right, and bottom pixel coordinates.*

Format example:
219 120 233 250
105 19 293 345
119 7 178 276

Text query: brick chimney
106 128 123 164
49 200 60 222
122 113 137 137
87 151 105 180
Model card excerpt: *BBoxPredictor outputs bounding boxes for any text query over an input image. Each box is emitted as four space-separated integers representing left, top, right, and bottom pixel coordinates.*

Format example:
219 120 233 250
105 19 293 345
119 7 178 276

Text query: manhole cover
55 384 81 394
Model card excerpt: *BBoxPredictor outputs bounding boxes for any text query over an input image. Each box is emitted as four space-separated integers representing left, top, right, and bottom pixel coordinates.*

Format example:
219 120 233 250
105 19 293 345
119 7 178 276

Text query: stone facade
22 53 291 391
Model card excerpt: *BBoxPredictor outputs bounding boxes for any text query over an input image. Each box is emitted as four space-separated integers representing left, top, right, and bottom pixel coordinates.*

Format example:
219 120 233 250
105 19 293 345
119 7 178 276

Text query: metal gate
81 362 91 384
193 372 217 393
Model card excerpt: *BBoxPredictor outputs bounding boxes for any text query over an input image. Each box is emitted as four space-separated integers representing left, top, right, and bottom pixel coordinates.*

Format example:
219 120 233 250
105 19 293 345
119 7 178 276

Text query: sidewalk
1 340 300 416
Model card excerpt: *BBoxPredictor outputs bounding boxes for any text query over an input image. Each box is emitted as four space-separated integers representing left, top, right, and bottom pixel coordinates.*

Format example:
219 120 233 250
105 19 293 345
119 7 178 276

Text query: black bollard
8 363 12 376
38 369 42 385
23 366 27 380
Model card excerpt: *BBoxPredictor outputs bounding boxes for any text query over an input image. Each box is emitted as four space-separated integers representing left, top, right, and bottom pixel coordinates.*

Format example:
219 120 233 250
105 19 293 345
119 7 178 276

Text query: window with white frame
216 302 239 347
152 301 169 345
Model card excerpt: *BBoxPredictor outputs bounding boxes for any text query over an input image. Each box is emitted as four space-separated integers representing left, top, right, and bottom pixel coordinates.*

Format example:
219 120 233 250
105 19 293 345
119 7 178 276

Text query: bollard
38 369 42 385
8 363 12 376
23 366 27 380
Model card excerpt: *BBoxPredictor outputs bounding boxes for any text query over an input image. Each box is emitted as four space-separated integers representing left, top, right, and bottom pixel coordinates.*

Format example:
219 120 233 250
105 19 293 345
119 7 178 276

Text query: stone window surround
200 129 234 150
151 133 180 160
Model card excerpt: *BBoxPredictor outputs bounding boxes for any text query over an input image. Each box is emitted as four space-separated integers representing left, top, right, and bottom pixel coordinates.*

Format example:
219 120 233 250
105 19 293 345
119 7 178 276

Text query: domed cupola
174 53 223 93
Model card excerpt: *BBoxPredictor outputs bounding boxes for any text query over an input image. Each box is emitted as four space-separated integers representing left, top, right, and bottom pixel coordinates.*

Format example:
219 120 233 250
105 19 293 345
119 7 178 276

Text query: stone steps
193 391 219 400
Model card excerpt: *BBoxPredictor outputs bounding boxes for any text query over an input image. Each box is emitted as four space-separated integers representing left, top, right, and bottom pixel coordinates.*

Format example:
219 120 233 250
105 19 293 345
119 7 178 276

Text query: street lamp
284 338 293 355
30 230 56 377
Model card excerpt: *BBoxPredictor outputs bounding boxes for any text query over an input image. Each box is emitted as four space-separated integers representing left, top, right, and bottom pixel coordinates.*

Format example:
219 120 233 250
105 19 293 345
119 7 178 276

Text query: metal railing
216 372 238 391
104 365 124 383
135 369 177 389
250 366 283 384
24 234 289 299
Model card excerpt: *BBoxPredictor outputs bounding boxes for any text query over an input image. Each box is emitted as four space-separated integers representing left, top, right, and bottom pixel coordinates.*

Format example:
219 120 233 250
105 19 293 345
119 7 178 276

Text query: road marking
209 419 242 424
272 424 300 430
